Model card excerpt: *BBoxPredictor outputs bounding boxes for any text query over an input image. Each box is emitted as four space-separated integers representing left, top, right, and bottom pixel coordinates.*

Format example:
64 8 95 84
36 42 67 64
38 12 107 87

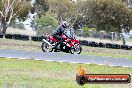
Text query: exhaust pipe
42 39 53 47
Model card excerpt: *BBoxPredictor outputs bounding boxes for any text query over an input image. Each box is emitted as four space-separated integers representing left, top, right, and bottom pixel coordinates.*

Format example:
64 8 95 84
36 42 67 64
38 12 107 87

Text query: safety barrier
5 34 14 39
20 35 29 41
31 36 42 42
0 34 4 38
79 40 132 50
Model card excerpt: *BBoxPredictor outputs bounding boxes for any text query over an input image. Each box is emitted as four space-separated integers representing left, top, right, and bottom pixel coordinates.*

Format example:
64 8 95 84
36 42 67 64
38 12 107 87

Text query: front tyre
70 44 82 54
41 42 53 52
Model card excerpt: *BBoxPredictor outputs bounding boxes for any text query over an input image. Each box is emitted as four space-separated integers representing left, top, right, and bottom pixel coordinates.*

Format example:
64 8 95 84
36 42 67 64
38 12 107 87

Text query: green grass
82 46 132 59
0 38 41 51
82 52 132 59
0 58 131 88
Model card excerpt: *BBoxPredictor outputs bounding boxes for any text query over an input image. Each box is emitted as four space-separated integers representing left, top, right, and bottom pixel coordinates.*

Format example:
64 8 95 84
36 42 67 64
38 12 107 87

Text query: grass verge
82 52 132 59
0 38 41 52
0 58 132 88
82 46 132 59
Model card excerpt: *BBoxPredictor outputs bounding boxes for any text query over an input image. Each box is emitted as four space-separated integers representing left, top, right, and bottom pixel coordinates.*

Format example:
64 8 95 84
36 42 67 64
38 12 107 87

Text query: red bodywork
46 33 79 47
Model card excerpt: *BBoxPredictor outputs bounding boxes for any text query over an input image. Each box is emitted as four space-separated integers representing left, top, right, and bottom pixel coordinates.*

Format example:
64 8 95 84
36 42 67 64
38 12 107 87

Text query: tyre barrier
88 41 96 47
79 40 131 50
0 34 4 38
13 34 22 40
98 42 105 48
21 35 29 41
105 43 113 48
79 40 89 46
41 36 47 39
91 41 99 47
112 44 120 49
38 36 43 42
5 34 14 39
31 36 39 41
31 36 42 42
129 46 132 50
87 41 93 46
120 45 130 50
5 34 29 41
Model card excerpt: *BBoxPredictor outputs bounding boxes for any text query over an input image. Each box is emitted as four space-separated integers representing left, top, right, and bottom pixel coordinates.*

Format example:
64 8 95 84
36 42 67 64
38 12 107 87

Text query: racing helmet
60 21 69 28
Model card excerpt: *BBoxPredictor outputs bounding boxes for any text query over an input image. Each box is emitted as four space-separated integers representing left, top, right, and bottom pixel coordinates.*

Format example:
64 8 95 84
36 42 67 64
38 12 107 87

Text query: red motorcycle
41 31 82 54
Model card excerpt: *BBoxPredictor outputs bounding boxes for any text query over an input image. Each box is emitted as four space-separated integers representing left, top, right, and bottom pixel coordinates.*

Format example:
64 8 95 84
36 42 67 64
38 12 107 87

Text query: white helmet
60 21 69 28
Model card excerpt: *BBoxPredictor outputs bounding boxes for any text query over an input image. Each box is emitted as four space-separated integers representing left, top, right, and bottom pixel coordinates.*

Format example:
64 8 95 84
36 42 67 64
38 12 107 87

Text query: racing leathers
52 25 68 50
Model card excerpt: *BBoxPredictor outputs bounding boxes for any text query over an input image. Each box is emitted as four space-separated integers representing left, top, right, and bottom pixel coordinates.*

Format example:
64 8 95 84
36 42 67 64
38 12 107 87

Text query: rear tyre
41 41 53 52
70 44 82 54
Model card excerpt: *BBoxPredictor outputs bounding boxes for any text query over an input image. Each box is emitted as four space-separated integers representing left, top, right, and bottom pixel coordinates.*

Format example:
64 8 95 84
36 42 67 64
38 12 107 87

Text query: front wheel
70 44 82 54
41 42 53 52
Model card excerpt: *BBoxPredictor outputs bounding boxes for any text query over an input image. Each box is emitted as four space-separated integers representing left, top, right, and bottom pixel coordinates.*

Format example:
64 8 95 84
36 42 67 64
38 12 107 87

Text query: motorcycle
41 31 82 54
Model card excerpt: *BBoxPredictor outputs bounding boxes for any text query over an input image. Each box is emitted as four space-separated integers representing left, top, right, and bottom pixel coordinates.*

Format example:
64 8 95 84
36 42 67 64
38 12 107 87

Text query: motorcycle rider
52 21 69 50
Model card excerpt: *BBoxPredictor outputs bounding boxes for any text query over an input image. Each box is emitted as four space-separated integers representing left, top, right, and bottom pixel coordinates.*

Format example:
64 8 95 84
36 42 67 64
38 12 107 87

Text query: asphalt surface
0 49 132 68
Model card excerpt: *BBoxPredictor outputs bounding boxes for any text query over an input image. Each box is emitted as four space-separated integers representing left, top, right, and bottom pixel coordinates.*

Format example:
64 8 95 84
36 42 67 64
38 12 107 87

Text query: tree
35 12 58 36
82 0 131 32
0 0 31 34
48 0 79 26
36 12 58 28
33 0 49 18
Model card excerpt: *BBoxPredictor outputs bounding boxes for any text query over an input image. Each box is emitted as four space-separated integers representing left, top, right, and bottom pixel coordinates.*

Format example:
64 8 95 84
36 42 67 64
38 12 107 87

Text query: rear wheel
70 44 82 54
41 39 53 52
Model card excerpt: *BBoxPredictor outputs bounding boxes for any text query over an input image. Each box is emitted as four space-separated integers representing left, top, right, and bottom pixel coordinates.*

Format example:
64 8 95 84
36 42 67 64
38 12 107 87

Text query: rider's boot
53 41 61 49
53 45 60 52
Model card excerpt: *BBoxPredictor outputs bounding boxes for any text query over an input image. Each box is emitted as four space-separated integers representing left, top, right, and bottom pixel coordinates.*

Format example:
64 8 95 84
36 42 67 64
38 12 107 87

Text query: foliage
14 1 32 20
83 27 96 31
127 9 132 29
36 12 58 28
0 0 3 11
35 12 58 36
81 0 131 32
0 0 31 20
73 15 94 30
48 0 78 25
81 27 96 36
0 0 32 34
33 0 49 17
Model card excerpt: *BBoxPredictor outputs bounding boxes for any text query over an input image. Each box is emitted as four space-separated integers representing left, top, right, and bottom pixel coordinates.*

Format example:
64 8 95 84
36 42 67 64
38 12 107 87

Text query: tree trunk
120 34 126 45
0 16 8 34
0 22 7 34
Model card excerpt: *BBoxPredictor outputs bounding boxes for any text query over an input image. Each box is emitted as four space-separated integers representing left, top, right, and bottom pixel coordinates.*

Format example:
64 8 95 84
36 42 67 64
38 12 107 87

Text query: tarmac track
0 49 132 68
